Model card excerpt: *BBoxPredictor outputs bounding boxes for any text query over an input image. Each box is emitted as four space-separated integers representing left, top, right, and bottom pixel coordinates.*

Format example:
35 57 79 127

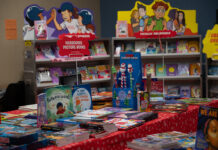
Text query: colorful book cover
208 66 218 75
104 118 144 130
44 86 74 123
137 91 149 112
180 86 191 98
188 41 199 53
96 65 110 79
144 80 163 94
50 68 63 83
178 64 189 76
144 63 155 77
191 86 201 98
37 93 48 127
177 40 188 53
41 46 56 59
167 86 180 97
177 136 196 148
99 107 132 113
116 21 128 37
190 63 200 76
156 42 166 53
72 84 92 113
147 131 190 140
1 118 37 128
135 41 146 54
74 109 113 118
125 42 135 52
87 66 98 80
156 64 166 76
195 106 218 150
93 42 107 56
34 20 47 40
166 64 178 76
145 42 156 54
79 66 89 81
167 42 177 53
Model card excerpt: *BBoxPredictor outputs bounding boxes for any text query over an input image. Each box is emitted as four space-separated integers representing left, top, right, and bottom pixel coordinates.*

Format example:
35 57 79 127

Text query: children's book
135 41 146 54
104 118 144 130
144 63 155 77
44 86 74 123
50 68 63 83
143 80 163 94
190 63 200 76
177 64 189 76
116 21 128 37
137 91 149 112
191 86 200 98
147 131 190 140
98 107 132 113
87 66 98 80
96 65 110 79
41 46 56 59
166 64 178 76
195 106 218 150
145 42 156 54
78 66 89 81
177 40 188 53
208 66 218 75
167 86 180 97
180 86 191 98
34 20 47 40
93 42 107 56
74 109 113 119
156 42 166 53
156 64 166 76
188 41 199 53
2 118 37 128
167 42 177 53
125 42 135 52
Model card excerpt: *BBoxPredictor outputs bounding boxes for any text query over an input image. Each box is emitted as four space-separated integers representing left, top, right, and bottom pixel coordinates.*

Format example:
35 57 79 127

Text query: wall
0 0 100 89
100 0 218 38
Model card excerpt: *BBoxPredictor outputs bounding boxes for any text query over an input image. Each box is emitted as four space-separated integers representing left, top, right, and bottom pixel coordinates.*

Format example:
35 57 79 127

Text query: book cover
50 68 63 83
116 21 128 37
34 20 47 40
178 64 189 76
44 86 74 123
135 41 146 54
195 106 218 150
137 91 149 112
96 65 110 79
177 40 188 53
191 86 200 98
166 64 178 76
145 42 156 54
188 41 199 53
143 80 163 94
37 93 48 128
190 63 200 76
87 66 98 80
156 42 166 53
2 118 37 128
115 43 125 55
208 66 218 75
156 64 166 76
167 86 180 97
180 86 191 98
167 42 177 53
104 118 144 130
144 63 155 77
93 42 107 56
74 109 113 119
78 66 89 81
125 42 135 52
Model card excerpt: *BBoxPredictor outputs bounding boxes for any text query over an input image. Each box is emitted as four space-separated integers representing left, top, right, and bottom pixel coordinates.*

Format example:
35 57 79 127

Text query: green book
156 64 166 76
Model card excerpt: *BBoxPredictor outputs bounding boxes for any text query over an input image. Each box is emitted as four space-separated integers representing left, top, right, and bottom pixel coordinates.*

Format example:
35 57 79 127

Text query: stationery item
166 64 178 76
178 64 189 76
180 86 191 98
135 41 146 54
144 63 155 77
156 64 166 76
34 20 47 40
187 41 199 53
167 42 177 53
191 86 200 98
190 63 200 75
50 68 63 83
116 21 128 37
145 42 156 54
177 40 188 53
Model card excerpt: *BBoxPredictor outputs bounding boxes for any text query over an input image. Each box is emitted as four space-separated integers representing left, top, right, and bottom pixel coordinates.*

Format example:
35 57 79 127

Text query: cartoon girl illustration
204 119 218 150
53 2 79 33
78 10 95 34
145 1 169 31
176 11 186 35
56 102 66 115
167 9 178 31
130 10 140 33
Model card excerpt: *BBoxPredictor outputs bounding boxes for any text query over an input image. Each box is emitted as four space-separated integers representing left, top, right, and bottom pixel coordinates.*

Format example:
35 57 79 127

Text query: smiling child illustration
56 102 66 115
204 119 218 150
78 10 95 34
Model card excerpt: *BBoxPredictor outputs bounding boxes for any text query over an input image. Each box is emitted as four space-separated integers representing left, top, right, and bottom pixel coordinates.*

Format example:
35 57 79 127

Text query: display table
41 100 218 150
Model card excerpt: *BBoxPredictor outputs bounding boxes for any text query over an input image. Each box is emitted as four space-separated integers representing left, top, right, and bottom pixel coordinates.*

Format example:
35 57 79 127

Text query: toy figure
176 11 186 35
167 9 179 31
145 1 169 31
204 119 218 150
120 63 127 88
111 66 118 88
78 10 95 34
137 3 148 31
53 2 79 33
128 64 133 88
130 10 140 33
56 102 66 115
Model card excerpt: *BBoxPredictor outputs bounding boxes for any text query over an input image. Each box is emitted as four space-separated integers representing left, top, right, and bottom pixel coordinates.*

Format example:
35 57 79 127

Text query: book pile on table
177 98 213 105
127 131 196 150
151 104 188 113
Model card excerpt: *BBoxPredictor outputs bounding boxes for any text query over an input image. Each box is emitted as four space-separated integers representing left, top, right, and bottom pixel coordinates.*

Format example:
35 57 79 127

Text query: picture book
191 86 201 98
96 65 110 79
145 42 156 54
1 118 37 128
72 84 92 113
177 136 196 148
44 86 74 123
195 106 218 150
143 80 163 94
177 64 189 76
93 42 107 56
208 66 218 75
135 41 146 54
156 64 166 76
167 42 177 53
50 68 63 83
104 118 144 130
190 63 200 76
125 42 135 52
41 122 79 131
156 42 166 53
177 40 188 53
167 86 180 97
116 21 128 37
37 93 47 127
41 46 56 59
177 98 212 105
34 20 47 40
144 63 155 77
188 41 199 53
78 66 89 81
87 66 98 80
89 48 96 56
180 86 191 98
98 107 132 113
74 109 113 119
137 91 149 112
166 64 178 76
115 43 125 55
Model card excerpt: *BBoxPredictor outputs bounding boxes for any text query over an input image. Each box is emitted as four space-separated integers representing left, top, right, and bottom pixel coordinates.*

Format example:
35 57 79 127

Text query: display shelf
37 82 59 89
207 75 218 80
142 75 201 80
82 78 111 84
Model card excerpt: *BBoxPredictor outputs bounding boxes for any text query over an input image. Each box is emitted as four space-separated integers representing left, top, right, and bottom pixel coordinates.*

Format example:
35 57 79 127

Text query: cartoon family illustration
23 2 95 40
130 1 186 35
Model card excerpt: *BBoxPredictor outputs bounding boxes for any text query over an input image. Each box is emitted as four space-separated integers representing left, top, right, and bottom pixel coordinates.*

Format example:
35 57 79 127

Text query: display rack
24 38 112 104
112 35 203 98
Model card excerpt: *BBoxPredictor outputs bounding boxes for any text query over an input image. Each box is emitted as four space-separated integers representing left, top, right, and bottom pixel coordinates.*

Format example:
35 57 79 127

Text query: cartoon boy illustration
78 10 95 34
53 2 79 33
56 102 66 115
145 1 169 31
137 3 148 31
204 119 218 150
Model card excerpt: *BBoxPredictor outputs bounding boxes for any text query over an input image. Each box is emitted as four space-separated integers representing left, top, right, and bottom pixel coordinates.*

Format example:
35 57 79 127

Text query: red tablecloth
41 100 218 150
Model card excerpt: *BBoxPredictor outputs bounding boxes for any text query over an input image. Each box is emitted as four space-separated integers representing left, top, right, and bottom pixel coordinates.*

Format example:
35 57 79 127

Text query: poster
5 19 17 40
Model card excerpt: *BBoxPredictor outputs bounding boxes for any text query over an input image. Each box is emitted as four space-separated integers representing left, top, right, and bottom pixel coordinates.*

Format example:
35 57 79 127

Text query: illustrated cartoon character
120 63 127 88
137 3 148 31
145 1 169 31
167 9 179 31
130 10 140 33
127 90 132 100
78 10 95 34
76 99 82 113
56 102 66 115
128 64 133 88
176 11 186 35
204 119 218 150
53 2 79 33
